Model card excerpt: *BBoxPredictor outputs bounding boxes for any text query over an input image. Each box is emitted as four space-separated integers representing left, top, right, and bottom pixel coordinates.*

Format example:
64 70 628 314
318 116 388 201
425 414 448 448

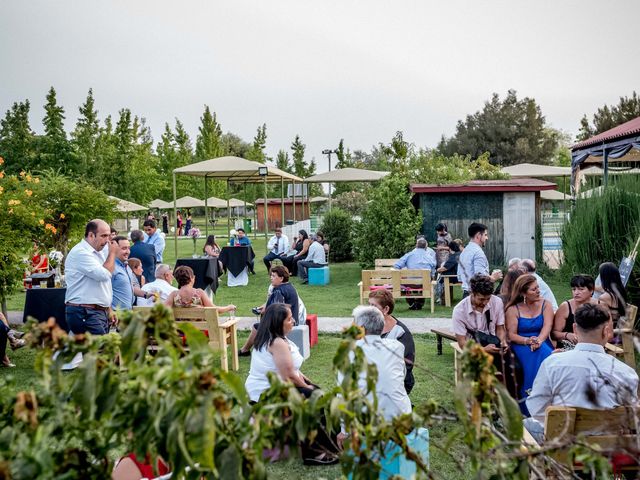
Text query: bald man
64 219 117 335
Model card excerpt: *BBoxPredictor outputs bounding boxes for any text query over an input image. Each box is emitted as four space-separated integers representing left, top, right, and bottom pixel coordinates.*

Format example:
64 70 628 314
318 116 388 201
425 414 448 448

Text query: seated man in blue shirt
394 237 436 310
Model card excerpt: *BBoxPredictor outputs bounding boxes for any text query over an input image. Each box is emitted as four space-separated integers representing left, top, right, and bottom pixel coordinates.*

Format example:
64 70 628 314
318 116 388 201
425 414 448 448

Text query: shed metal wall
418 192 504 265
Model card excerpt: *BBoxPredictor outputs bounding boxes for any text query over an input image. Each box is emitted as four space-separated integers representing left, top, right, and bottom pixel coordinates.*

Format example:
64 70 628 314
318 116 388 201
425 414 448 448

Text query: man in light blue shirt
111 236 134 311
394 237 436 310
143 219 165 263
457 222 502 296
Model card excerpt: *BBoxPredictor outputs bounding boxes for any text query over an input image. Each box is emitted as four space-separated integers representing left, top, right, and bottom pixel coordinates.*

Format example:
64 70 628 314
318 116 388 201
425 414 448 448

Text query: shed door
503 192 535 261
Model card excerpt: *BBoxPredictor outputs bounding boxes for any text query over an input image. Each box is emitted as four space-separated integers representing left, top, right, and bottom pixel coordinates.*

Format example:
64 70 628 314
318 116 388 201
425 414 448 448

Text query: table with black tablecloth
23 287 69 331
175 258 219 294
219 246 255 286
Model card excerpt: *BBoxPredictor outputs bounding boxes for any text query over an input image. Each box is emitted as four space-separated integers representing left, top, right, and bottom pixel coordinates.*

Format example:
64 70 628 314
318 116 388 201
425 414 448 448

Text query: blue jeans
65 306 109 335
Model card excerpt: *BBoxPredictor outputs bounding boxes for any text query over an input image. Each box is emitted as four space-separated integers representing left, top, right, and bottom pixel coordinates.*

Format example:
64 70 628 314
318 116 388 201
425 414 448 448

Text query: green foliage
438 89 560 166
275 149 291 173
71 88 100 177
353 174 422 268
577 91 640 141
320 208 355 262
561 176 640 288
196 105 224 160
246 124 268 163
291 134 308 178
39 87 74 174
333 191 368 216
0 100 36 174
412 151 506 183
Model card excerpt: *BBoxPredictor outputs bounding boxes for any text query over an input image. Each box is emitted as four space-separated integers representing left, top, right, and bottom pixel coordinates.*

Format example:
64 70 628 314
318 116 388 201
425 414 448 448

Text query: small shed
411 179 556 265
254 198 311 231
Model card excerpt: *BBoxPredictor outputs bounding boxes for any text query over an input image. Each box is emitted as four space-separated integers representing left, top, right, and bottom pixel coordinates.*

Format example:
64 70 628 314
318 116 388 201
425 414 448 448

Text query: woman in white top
245 303 315 402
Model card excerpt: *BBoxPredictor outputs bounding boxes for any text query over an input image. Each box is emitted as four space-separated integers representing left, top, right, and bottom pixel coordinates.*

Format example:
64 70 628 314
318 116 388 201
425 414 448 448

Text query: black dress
282 239 305 276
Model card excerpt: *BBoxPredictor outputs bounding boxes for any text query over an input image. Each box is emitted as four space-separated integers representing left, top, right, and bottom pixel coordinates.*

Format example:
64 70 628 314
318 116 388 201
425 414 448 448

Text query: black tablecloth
175 258 219 292
23 287 69 331
219 246 255 276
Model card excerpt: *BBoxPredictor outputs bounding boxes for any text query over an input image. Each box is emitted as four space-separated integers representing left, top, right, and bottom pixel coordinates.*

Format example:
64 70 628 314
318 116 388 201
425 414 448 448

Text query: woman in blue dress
505 274 554 415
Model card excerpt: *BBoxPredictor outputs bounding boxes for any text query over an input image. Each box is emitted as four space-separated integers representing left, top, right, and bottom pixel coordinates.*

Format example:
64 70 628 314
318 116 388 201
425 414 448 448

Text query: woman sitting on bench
164 265 235 313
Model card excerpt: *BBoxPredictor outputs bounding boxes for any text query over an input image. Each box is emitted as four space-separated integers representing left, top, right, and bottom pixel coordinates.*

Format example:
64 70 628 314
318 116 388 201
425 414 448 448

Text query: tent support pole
280 177 285 228
243 183 248 235
563 176 567 223
173 172 178 260
292 180 296 223
204 175 209 238
263 175 268 252
226 179 231 239
603 149 609 187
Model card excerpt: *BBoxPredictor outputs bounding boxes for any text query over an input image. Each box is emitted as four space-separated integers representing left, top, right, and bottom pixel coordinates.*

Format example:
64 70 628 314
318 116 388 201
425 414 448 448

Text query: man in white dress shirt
525 303 639 442
262 227 290 272
64 219 117 335
137 264 178 306
297 234 328 283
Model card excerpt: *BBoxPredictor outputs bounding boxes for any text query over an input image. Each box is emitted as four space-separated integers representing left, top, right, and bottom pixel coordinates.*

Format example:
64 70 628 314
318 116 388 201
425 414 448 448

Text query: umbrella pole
292 180 296 223
173 173 178 260
227 179 231 240
280 177 285 228
204 175 209 238
263 174 268 253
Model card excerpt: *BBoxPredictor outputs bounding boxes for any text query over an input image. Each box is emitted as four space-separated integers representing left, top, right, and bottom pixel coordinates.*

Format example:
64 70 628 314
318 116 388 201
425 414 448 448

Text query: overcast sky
1 0 638 171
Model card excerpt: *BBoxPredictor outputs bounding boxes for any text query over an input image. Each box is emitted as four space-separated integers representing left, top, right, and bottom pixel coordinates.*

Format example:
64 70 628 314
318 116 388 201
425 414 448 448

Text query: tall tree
40 87 74 173
276 149 291 173
246 123 268 162
291 134 308 178
0 100 36 174
577 91 640 141
71 88 100 176
438 90 559 166
195 105 224 160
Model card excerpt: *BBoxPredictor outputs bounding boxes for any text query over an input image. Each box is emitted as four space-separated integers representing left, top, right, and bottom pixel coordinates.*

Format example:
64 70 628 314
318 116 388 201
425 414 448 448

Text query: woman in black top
368 289 415 394
282 230 310 277
552 274 597 345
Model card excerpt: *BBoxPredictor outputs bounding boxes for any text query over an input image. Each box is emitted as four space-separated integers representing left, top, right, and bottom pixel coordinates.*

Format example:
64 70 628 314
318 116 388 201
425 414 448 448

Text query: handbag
466 310 501 347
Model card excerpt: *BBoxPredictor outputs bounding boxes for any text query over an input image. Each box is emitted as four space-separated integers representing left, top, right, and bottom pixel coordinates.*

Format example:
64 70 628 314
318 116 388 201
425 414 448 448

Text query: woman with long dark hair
505 274 554 414
551 275 598 345
203 235 221 257
282 229 310 277
598 262 628 328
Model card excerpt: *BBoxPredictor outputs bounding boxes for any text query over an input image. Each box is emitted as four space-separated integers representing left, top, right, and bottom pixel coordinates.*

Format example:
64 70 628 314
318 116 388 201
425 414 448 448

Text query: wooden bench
525 406 640 477
133 306 239 372
430 327 457 355
359 269 435 313
438 274 463 307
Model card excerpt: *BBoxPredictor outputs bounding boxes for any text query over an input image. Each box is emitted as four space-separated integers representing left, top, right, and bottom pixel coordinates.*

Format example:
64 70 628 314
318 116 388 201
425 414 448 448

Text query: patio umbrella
149 198 172 209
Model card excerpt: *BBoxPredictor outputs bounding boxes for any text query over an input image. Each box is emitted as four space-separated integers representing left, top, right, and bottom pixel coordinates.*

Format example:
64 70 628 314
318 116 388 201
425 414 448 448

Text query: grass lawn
3 330 466 479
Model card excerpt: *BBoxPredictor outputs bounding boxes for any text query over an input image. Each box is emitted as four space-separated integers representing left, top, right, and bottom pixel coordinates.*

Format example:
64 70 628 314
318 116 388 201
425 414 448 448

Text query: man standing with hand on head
64 219 117 335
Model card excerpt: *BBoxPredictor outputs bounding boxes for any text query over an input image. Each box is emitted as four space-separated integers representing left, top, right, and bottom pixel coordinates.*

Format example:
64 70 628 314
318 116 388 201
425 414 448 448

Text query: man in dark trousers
129 229 156 283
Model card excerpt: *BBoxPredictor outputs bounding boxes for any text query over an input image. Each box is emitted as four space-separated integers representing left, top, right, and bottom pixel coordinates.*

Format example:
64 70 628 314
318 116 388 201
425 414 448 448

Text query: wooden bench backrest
544 406 640 464
374 259 398 269
398 269 432 299
133 306 223 349
361 269 401 298
620 304 637 369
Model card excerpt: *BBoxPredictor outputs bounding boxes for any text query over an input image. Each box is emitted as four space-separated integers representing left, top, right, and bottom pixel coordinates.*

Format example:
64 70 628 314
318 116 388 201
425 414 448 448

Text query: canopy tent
148 198 172 209
205 196 228 208
229 198 253 208
172 156 303 256
540 190 570 202
500 163 572 177
304 167 390 209
309 196 329 203
108 196 147 213
571 116 640 193
174 196 205 208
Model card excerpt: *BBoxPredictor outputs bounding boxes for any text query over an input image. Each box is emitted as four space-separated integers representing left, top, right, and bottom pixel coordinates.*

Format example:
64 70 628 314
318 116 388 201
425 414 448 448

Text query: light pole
322 148 338 209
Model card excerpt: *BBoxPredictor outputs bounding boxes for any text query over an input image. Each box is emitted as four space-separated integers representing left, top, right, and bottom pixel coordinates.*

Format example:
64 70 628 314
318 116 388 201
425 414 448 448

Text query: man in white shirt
520 259 559 312
525 303 639 442
143 219 165 263
297 234 328 283
339 306 412 422
64 219 117 335
137 264 178 306
262 227 290 272
457 222 502 297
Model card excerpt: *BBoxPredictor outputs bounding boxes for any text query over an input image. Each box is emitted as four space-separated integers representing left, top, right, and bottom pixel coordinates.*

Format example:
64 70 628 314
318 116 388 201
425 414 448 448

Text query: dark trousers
0 323 8 361
263 252 285 271
65 306 109 335
298 261 324 280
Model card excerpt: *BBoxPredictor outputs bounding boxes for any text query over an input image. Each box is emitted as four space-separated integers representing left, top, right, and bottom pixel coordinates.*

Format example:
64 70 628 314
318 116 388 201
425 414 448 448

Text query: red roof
410 178 556 194
254 198 305 205
572 116 640 150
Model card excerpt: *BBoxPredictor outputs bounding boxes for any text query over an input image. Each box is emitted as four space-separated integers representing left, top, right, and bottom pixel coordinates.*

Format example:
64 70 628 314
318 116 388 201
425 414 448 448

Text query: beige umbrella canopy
501 163 572 177
174 196 205 208
304 167 390 183
309 196 329 203
149 198 172 209
540 190 570 201
173 156 302 182
205 196 228 208
108 196 147 213
229 198 253 208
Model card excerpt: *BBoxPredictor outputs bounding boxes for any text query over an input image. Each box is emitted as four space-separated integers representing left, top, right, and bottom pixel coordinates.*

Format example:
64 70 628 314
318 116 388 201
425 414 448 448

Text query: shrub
353 174 422 268
333 190 368 216
320 208 354 262
561 175 640 301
